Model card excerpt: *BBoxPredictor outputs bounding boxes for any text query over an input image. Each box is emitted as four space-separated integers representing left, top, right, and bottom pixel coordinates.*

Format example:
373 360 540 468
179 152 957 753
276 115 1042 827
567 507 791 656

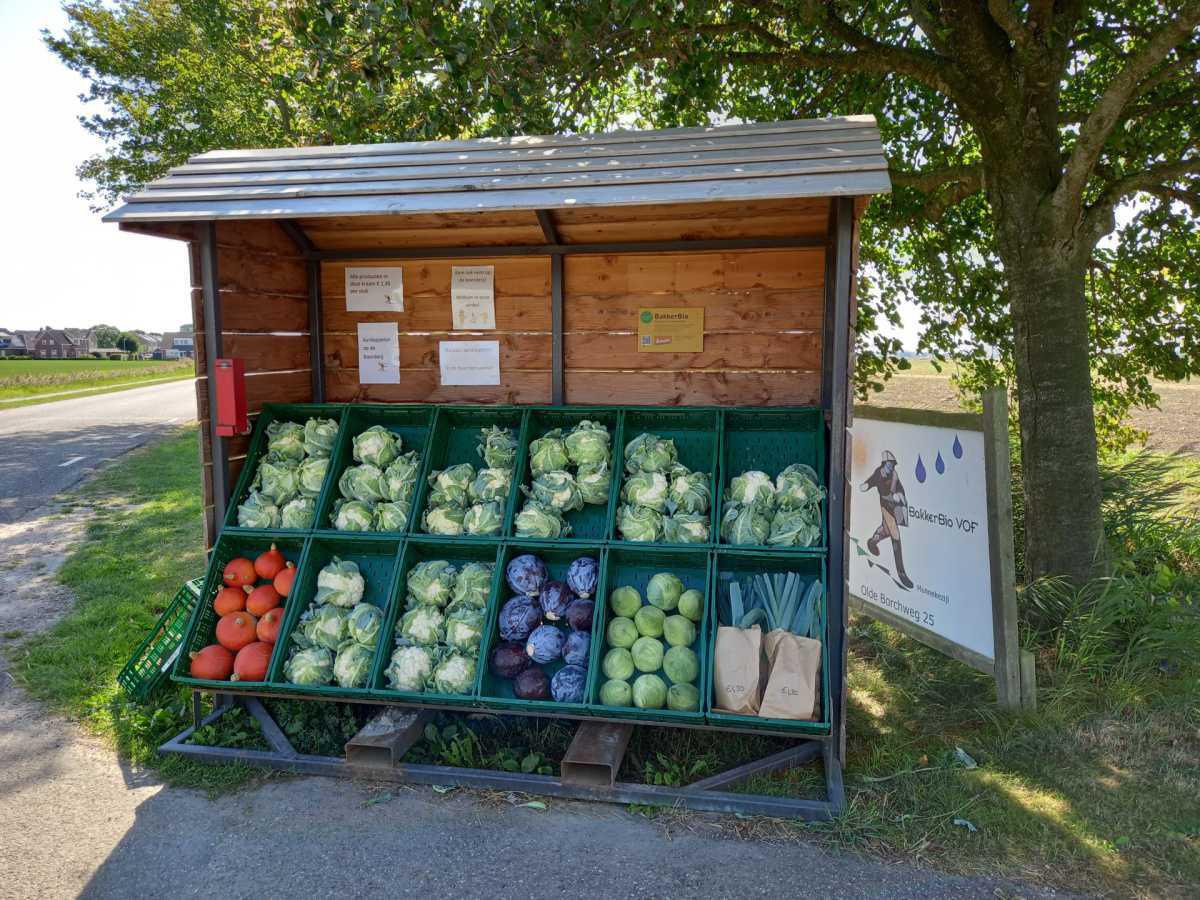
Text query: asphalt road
0 380 196 525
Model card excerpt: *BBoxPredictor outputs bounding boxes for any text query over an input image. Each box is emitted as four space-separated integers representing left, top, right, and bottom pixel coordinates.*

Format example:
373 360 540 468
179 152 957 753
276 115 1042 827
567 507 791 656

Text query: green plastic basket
584 546 712 724
410 406 530 542
610 408 721 547
705 550 831 735
716 407 827 552
510 407 622 543
267 535 403 697
315 404 435 536
117 577 203 701
224 403 349 533
477 542 605 716
173 534 309 689
370 538 504 706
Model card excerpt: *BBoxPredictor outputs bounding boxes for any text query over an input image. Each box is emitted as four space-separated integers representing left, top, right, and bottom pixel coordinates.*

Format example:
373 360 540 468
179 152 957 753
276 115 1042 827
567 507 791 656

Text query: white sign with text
450 265 496 329
439 340 500 386
345 266 404 312
357 322 400 384
848 417 994 659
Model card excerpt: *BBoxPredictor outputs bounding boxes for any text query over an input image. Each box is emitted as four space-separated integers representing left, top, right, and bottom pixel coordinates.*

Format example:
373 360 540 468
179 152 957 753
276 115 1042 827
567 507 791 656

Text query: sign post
848 387 1033 710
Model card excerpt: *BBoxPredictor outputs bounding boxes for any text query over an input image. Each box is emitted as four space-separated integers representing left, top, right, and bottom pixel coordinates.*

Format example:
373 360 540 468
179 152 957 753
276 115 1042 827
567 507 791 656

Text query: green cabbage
432 652 477 694
406 560 457 608
422 504 465 535
302 417 340 458
477 425 518 470
383 451 422 503
452 562 493 608
346 602 384 646
373 500 410 532
339 463 386 503
285 646 333 685
399 605 445 645
237 491 279 529
576 462 612 505
428 463 474 508
632 673 668 708
298 456 330 496
767 507 822 547
663 513 709 544
266 420 306 460
315 557 366 607
624 432 677 474
463 501 504 535
529 429 569 475
529 470 584 512
444 606 486 654
647 573 684 611
257 458 300 505
514 500 569 539
333 641 375 688
775 463 825 510
617 504 664 542
279 496 316 529
720 501 771 545
352 425 398 468
668 470 711 515
564 420 611 466
332 499 374 532
469 467 512 504
386 644 436 692
728 470 776 509
622 471 669 511
299 603 349 650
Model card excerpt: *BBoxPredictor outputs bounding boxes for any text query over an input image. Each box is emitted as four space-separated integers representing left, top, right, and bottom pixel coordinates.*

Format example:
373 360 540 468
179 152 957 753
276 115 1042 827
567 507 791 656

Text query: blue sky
0 1 189 334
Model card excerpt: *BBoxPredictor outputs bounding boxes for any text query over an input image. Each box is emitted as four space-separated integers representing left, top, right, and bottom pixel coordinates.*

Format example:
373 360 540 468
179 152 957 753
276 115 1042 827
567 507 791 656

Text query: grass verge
9 427 1199 894
0 359 193 408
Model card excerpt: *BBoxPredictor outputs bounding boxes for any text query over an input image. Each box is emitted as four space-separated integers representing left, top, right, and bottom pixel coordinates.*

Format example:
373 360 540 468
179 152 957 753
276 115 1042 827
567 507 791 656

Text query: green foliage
406 715 570 776
188 706 269 751
262 699 364 756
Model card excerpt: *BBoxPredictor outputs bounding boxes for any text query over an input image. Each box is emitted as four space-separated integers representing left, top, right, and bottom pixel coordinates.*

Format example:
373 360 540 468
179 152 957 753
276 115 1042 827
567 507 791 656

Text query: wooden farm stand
107 116 890 818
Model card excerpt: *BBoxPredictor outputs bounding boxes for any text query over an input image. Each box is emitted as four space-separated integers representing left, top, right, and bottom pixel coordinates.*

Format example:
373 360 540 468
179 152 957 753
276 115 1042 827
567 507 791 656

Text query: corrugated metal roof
103 116 890 223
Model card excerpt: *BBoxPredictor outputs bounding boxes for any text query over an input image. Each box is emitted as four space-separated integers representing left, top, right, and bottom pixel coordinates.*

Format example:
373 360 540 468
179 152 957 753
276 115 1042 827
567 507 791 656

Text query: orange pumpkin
273 561 297 597
254 544 287 580
215 612 258 652
231 641 273 682
190 644 234 680
257 607 284 644
222 557 255 587
246 583 281 617
213 585 248 616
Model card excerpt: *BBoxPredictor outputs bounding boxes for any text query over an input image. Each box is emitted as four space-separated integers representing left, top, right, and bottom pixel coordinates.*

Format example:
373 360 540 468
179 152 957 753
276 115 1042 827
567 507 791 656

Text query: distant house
135 332 163 355
30 327 96 359
0 329 28 357
158 331 196 359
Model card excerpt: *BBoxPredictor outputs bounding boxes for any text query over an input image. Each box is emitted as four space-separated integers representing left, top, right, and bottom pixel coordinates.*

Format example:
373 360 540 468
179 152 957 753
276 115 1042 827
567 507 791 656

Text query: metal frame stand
165 692 843 820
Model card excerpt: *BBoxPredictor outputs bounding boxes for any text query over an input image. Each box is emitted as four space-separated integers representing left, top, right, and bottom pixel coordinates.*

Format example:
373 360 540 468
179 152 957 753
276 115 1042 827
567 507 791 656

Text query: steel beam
551 253 564 404
535 209 560 244
199 221 229 526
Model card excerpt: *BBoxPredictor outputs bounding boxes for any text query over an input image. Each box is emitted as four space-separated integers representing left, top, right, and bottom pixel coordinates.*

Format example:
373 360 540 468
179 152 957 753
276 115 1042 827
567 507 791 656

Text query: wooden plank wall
319 247 823 407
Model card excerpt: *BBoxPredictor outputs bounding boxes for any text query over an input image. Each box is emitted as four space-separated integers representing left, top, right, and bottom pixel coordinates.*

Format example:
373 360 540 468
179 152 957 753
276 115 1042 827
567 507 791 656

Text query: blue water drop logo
935 451 945 475
915 455 927 483
952 434 963 459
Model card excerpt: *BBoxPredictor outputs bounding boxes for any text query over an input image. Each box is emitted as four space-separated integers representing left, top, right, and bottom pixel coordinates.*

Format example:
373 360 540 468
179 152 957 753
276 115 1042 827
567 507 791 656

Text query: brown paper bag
759 629 822 720
713 624 762 715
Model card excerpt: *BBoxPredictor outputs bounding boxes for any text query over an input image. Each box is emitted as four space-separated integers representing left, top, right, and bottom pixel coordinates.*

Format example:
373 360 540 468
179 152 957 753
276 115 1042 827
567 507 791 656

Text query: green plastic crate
510 407 622 543
409 406 529 542
224 403 349 533
610 408 720 547
118 577 203 701
584 546 711 724
716 407 827 552
315 404 435 536
267 535 403 696
705 550 830 735
477 542 605 716
172 534 309 689
370 538 504 705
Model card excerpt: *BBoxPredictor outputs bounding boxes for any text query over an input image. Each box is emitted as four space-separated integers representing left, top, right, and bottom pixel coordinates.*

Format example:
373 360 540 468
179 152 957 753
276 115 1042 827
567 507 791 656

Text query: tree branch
1056 4 1200 222
1078 156 1200 251
986 0 1034 52
890 163 985 221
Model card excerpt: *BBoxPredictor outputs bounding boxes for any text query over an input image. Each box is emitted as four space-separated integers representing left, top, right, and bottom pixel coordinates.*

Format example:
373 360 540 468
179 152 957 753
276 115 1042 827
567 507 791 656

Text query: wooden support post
560 721 633 788
982 387 1022 709
1020 649 1038 712
344 708 434 769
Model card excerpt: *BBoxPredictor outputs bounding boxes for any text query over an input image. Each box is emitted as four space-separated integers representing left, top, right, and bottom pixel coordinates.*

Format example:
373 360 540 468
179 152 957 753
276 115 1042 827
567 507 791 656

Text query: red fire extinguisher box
214 358 248 437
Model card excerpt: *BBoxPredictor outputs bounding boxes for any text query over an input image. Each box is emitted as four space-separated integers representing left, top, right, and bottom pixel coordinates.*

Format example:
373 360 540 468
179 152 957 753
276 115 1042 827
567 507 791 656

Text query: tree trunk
996 235 1106 582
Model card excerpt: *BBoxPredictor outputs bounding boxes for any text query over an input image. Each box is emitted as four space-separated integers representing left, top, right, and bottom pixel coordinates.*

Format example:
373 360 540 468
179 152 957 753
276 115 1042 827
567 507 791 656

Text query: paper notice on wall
357 322 400 384
346 267 404 312
450 265 496 329
439 340 500 386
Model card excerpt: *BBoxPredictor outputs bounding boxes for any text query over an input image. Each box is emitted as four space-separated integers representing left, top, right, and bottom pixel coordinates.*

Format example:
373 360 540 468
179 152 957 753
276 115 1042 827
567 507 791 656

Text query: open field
0 358 194 407
872 359 1200 454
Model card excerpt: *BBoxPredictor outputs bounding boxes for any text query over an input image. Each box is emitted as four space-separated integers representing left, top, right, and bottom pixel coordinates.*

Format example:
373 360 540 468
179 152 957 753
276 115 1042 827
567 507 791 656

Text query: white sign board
357 322 400 384
346 267 404 312
848 417 994 660
439 340 500 386
450 266 496 329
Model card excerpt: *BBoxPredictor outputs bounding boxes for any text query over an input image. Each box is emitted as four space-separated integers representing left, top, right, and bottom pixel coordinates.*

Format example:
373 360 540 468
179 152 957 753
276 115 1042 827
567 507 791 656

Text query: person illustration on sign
860 450 914 590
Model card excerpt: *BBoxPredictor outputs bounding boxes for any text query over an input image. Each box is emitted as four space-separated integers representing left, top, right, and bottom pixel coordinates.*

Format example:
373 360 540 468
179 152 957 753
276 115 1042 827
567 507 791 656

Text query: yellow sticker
637 308 704 353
